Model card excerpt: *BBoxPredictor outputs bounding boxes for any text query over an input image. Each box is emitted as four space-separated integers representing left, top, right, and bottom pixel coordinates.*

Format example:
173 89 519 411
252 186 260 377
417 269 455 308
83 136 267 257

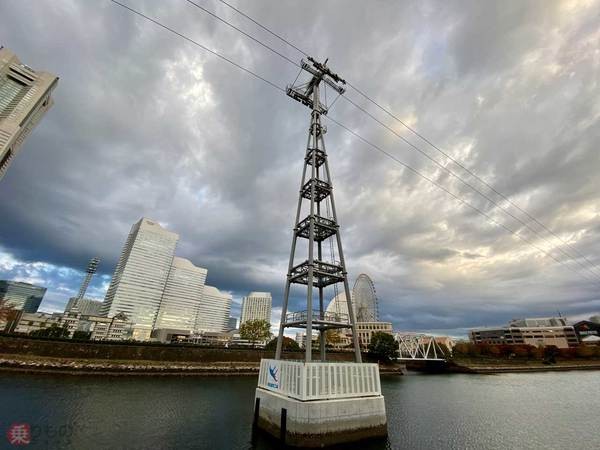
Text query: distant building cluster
0 47 58 180
469 316 600 348
100 217 267 342
1 217 273 344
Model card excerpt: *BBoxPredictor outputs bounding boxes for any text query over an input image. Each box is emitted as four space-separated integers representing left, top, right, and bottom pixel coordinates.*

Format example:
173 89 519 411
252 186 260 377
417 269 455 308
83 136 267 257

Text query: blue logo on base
267 364 279 389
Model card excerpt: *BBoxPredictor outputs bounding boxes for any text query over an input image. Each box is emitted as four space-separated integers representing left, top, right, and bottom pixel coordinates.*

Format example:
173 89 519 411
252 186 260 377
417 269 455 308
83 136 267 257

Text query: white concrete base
254 387 387 447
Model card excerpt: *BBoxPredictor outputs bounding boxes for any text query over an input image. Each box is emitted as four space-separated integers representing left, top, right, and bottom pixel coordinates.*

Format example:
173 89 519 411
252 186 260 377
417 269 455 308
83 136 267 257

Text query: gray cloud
0 0 599 335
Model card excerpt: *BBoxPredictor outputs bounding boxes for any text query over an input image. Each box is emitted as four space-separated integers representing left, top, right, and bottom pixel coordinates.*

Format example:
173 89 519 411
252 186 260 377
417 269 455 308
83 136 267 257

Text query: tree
0 299 15 322
265 336 300 352
239 319 271 348
72 330 92 340
0 300 19 332
325 329 343 347
368 332 399 363
543 345 559 364
30 324 70 339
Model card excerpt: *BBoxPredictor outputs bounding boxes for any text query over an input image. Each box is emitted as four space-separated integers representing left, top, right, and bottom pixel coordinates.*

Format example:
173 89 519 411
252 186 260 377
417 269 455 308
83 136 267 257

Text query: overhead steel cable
109 0 285 93
218 0 310 57
109 0 600 286
185 0 301 69
340 94 600 282
210 0 600 280
343 81 600 279
324 115 600 285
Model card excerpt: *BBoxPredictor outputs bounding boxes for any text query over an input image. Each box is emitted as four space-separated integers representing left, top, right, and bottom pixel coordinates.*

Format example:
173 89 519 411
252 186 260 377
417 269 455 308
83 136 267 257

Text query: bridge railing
258 359 381 401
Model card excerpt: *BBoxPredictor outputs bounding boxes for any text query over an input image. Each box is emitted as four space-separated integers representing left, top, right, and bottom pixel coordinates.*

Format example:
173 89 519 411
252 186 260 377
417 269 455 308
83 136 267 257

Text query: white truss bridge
394 333 448 361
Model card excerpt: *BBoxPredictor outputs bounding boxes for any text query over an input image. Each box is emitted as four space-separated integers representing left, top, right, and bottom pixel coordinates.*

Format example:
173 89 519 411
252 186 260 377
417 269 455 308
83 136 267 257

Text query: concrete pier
254 359 387 447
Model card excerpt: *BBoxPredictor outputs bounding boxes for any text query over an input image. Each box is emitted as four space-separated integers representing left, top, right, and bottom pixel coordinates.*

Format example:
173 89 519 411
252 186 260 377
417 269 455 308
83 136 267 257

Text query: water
0 371 598 449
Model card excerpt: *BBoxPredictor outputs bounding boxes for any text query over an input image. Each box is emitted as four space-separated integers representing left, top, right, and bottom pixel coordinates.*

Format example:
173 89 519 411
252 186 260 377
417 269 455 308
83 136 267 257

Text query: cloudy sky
1 0 599 337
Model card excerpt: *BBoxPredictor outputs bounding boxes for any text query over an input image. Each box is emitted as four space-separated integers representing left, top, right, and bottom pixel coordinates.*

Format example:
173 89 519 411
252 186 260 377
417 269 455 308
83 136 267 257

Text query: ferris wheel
352 274 379 322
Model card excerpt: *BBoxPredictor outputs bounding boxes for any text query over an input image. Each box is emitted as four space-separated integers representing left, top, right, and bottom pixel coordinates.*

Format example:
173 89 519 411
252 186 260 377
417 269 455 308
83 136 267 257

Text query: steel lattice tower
76 257 100 300
275 57 362 363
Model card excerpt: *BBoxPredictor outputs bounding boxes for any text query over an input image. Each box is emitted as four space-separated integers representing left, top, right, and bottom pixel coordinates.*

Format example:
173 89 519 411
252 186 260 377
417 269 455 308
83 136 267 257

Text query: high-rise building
226 316 238 331
153 257 208 332
194 285 232 333
101 218 179 340
240 292 272 325
0 47 58 180
0 280 46 312
64 297 103 316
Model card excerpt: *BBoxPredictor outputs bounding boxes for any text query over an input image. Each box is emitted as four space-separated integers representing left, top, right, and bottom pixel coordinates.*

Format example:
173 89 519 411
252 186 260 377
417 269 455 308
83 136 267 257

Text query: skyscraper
101 218 179 340
0 280 46 312
153 257 208 332
240 292 272 325
0 47 58 180
194 285 232 333
226 316 238 331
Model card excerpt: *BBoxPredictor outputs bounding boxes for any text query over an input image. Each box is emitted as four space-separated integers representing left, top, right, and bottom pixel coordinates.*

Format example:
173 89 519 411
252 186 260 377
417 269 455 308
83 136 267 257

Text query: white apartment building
77 312 132 341
240 292 272 325
194 285 232 333
101 218 179 340
0 47 58 180
64 297 103 316
153 257 208 332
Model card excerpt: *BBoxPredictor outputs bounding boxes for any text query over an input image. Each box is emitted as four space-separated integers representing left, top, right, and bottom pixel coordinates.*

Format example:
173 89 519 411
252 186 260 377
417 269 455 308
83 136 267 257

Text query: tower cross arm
301 59 345 95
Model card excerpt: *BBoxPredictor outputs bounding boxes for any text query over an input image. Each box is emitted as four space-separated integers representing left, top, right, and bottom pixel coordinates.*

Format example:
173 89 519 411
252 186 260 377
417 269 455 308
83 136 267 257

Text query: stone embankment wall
0 335 357 363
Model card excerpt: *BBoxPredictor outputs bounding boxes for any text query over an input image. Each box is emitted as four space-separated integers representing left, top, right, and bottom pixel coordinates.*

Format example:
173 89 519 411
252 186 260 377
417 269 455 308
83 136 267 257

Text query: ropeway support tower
275 57 362 364
255 58 387 447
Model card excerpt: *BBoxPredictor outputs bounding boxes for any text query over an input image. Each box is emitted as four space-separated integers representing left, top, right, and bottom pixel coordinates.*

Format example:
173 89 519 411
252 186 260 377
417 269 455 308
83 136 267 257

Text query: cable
185 1 301 69
340 94 600 282
218 0 309 57
324 115 600 286
345 81 600 278
110 0 285 93
213 0 600 280
109 0 600 286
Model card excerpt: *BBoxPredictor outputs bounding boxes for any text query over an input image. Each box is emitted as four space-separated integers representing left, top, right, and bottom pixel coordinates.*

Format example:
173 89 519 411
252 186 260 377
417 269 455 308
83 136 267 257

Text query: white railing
257 359 381 401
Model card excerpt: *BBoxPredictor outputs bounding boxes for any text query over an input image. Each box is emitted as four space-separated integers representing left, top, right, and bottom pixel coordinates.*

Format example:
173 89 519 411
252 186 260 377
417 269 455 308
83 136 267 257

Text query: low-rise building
9 311 60 334
295 331 318 349
573 320 600 342
10 311 132 341
469 317 579 349
357 322 393 350
421 336 456 350
77 312 132 341
581 335 600 346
